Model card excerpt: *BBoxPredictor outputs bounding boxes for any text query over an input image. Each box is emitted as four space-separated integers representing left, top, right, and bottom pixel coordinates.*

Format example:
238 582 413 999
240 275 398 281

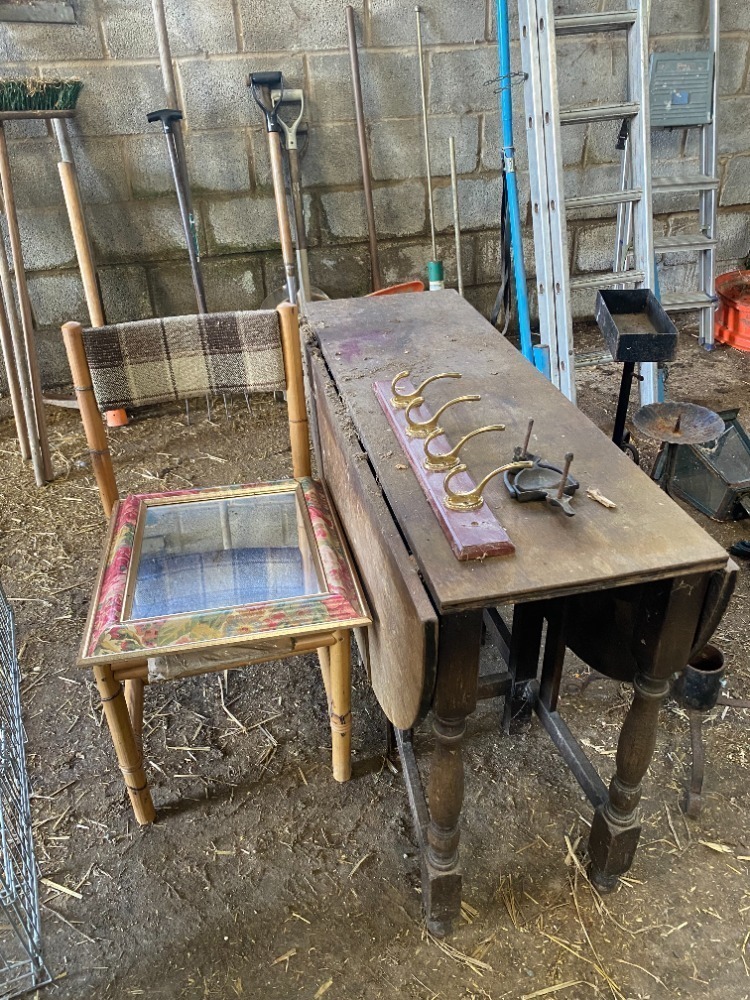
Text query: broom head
0 79 83 113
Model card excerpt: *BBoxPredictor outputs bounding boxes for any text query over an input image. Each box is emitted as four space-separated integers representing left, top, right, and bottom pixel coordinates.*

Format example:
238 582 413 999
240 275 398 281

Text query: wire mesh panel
0 586 49 998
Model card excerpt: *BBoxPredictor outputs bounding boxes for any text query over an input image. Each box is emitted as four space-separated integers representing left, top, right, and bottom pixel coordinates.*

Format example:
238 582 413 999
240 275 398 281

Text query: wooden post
61 321 118 517
0 121 53 482
588 573 710 889
328 630 352 782
424 609 483 936
93 664 155 825
278 303 311 478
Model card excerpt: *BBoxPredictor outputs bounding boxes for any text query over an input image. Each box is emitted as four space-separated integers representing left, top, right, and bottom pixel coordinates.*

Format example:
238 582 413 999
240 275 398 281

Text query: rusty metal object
633 402 725 445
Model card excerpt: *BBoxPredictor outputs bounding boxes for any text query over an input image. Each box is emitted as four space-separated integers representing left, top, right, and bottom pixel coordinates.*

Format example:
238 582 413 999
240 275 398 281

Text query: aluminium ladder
618 0 719 348
517 0 658 405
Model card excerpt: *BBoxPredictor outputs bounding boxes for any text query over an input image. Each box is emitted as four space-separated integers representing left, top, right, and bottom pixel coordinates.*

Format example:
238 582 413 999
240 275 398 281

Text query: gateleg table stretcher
305 291 735 936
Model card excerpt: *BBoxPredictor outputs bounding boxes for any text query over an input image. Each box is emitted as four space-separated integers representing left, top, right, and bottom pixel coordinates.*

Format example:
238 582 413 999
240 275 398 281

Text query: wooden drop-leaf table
306 292 734 936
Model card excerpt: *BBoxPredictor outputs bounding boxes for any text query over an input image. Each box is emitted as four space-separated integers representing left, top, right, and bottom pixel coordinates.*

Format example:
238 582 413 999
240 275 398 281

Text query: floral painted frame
80 478 370 666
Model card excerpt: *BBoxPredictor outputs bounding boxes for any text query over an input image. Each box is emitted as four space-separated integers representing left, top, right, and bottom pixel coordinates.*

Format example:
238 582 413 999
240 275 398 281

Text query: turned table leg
94 664 155 825
588 574 709 889
424 609 483 936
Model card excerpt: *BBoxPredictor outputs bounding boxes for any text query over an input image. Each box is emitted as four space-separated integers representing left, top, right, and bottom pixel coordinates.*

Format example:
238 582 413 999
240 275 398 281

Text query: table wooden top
307 292 728 614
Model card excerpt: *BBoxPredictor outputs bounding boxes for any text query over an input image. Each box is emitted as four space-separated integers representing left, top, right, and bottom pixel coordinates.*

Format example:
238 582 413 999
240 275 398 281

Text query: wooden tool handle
58 161 105 327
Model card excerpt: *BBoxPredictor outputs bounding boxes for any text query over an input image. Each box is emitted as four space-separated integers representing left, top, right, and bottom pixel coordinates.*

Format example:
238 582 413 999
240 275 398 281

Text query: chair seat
80 477 369 668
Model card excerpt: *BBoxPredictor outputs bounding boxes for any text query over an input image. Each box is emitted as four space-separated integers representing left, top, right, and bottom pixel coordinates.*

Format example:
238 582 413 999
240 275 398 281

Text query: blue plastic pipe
496 0 534 365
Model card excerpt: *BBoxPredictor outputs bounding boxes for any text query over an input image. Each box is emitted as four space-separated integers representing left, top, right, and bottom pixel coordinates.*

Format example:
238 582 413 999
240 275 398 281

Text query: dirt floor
1 315 750 1000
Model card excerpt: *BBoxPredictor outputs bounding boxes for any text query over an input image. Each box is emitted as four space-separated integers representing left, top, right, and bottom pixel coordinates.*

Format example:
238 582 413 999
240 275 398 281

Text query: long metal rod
496 0 534 364
162 121 207 312
448 137 464 297
0 123 52 483
151 0 205 314
415 6 437 261
0 280 29 459
700 0 719 349
345 5 382 292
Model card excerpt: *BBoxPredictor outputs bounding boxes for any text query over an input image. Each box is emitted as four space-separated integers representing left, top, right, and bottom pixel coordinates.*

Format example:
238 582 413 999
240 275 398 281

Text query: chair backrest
62 303 311 518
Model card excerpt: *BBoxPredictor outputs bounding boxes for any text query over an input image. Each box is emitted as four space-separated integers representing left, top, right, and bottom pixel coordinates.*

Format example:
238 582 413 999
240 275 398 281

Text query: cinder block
723 0 750 31
250 122 360 190
99 266 153 323
650 127 688 161
128 132 251 197
465 284 498 320
573 221 615 273
564 163 622 221
100 0 237 59
369 0 486 47
307 245 371 299
240 0 363 51
1 206 76 271
475 228 534 285
370 116 480 181
36 329 73 392
320 181 426 241
27 272 86 328
719 39 749 96
307 51 421 123
484 111 583 174
39 64 166 136
149 256 265 316
717 97 750 156
650 0 706 36
429 48 499 115
180 55 304 131
0 7 102 61
4 138 62 209
87 200 197 263
433 175 502 233
721 155 750 207
206 194 280 253
556 36 627 109
70 136 131 204
379 234 476 288
715 211 750 262
380 183 424 241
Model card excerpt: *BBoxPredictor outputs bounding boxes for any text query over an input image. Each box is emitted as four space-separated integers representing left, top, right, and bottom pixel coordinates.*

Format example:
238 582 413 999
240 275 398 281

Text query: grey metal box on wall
649 53 714 127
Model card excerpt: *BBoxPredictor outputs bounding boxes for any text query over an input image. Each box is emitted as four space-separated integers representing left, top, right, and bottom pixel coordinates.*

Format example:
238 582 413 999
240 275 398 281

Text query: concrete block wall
0 0 748 387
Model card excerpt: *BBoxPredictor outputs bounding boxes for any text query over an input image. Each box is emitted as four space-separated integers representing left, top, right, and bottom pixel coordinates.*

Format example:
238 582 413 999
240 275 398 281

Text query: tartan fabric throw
82 311 286 411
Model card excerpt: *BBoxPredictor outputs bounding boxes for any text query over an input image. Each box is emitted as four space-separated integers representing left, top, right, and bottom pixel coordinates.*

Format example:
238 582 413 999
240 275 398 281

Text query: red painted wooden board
373 379 514 560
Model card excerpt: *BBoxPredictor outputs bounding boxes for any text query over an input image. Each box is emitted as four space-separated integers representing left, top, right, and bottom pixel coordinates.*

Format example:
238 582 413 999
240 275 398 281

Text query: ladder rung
569 270 645 291
653 175 720 194
559 102 640 125
555 11 637 35
654 233 717 253
575 349 616 369
661 292 717 311
567 189 642 211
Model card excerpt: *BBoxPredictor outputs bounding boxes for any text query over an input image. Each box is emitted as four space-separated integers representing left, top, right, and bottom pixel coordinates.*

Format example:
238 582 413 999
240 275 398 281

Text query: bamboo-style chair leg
327 630 352 783
93 664 155 825
124 678 145 754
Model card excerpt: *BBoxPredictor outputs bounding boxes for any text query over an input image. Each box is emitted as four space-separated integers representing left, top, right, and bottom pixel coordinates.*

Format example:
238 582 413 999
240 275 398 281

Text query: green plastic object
428 259 445 292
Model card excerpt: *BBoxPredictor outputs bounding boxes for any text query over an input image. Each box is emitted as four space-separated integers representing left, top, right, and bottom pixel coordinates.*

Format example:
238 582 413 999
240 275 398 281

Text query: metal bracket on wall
0 1 75 23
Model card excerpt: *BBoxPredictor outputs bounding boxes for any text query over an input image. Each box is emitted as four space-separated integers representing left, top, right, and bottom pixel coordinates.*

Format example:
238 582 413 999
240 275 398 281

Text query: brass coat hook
444 460 533 511
391 370 462 409
423 423 507 473
405 394 481 439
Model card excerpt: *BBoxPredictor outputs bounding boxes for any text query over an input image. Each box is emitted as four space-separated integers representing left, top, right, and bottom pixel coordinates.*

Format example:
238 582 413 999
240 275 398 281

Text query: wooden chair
61 304 369 825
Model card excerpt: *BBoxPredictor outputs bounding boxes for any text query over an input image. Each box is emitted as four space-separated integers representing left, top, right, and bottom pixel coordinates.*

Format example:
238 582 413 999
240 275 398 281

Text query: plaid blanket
82 311 286 411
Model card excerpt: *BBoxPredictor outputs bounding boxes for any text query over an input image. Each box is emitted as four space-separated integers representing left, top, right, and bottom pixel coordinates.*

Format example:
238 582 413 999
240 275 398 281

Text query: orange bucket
715 270 750 351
